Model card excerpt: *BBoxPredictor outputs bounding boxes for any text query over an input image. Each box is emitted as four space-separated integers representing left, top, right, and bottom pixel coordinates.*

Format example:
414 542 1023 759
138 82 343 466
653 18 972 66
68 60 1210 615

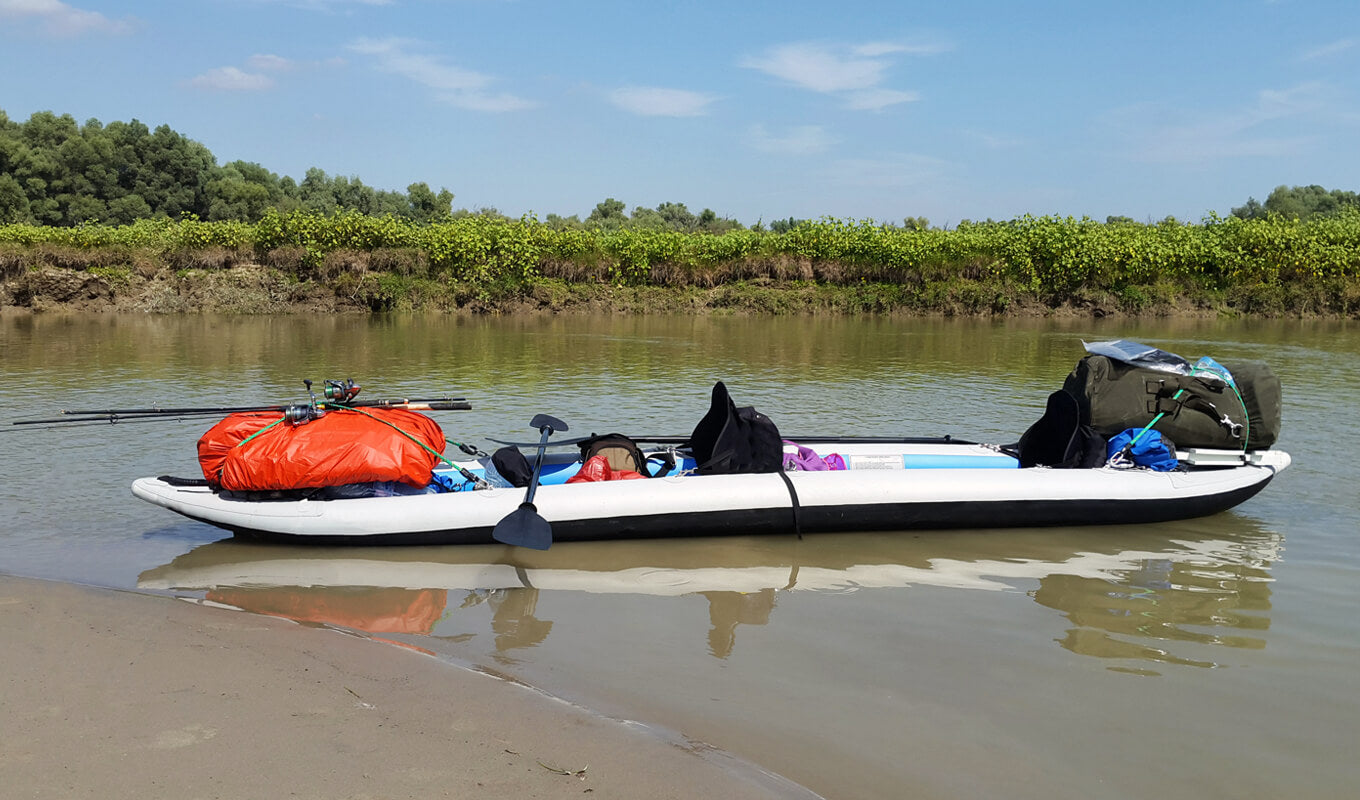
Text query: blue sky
2 0 1358 226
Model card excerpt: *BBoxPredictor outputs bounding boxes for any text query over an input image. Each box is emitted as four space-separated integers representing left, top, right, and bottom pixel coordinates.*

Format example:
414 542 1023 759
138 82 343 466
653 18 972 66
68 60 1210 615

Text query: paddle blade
529 413 568 434
491 503 553 550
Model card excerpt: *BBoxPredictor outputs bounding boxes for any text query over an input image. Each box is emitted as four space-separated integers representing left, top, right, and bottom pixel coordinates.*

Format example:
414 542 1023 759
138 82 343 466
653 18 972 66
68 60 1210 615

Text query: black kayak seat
1015 389 1107 469
687 382 784 475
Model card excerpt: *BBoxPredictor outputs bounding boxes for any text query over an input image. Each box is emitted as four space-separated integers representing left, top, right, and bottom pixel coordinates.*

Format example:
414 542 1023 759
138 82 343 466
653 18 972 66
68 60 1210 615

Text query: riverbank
3 262 1357 317
0 575 816 800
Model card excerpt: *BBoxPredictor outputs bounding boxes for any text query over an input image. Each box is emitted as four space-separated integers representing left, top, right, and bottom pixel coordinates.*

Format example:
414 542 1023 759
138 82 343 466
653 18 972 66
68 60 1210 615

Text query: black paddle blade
491 503 553 550
529 413 568 433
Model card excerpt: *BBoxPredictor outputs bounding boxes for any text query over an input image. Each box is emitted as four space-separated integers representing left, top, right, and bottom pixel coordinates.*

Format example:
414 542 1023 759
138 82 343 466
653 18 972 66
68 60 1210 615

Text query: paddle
489 434 970 448
491 414 568 550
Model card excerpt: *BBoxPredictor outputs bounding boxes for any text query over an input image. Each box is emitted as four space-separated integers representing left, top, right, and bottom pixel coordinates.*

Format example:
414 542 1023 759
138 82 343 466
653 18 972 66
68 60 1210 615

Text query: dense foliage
1232 185 1360 221
3 108 1357 315
0 110 748 234
4 208 1357 288
0 110 455 226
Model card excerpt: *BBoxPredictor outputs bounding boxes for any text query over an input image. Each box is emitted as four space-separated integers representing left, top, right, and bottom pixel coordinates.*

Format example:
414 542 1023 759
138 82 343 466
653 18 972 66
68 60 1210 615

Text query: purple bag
783 440 846 471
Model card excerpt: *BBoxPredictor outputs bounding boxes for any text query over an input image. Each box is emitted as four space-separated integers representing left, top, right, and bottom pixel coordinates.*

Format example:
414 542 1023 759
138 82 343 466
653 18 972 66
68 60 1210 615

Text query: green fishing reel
292 378 363 424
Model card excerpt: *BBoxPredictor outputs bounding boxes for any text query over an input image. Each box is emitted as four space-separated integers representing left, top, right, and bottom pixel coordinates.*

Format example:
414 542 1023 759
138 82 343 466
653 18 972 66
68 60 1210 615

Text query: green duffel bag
1062 355 1281 450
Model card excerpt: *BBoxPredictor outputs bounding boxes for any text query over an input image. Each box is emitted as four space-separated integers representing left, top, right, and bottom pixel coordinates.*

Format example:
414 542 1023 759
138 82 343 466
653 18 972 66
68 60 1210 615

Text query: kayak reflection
138 524 1281 664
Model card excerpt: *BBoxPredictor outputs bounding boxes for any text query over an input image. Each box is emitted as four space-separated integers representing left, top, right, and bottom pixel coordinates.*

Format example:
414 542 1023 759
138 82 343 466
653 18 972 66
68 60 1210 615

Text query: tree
0 109 467 226
1230 198 1265 220
0 173 29 223
628 205 666 229
107 193 151 224
299 167 338 214
656 201 697 231
1233 185 1360 220
545 213 582 229
406 182 454 223
206 161 294 221
586 197 627 228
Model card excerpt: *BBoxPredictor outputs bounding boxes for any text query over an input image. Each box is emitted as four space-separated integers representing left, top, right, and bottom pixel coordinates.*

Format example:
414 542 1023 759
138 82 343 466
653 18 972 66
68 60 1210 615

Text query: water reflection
139 524 1281 668
1034 544 1274 671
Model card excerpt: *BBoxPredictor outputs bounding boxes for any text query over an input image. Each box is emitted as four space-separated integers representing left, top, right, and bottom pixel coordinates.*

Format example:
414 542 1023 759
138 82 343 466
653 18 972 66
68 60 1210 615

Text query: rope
338 405 455 467
233 417 284 448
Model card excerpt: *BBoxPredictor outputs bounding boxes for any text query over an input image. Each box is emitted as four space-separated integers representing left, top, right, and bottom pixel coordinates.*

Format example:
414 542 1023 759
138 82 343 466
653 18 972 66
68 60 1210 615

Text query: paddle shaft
522 429 552 507
490 434 970 448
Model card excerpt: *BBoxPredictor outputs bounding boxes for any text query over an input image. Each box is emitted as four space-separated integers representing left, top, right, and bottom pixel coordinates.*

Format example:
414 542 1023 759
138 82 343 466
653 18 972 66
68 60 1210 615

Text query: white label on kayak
848 454 904 470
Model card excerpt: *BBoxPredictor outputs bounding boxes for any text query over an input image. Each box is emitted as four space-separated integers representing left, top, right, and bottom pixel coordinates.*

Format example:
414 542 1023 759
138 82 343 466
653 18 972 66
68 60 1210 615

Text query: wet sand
0 575 818 799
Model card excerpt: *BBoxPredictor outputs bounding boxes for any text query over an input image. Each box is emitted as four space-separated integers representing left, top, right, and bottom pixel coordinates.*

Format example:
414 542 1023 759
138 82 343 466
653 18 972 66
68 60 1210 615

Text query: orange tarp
198 408 444 491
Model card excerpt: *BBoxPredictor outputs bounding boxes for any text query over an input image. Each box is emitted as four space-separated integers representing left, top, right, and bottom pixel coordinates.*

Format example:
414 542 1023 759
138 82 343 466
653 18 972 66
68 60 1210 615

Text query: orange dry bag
197 408 445 491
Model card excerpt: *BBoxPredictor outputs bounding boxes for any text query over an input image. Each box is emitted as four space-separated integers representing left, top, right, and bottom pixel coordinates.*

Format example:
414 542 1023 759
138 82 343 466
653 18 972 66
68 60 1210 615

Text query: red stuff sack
198 408 445 491
565 454 647 483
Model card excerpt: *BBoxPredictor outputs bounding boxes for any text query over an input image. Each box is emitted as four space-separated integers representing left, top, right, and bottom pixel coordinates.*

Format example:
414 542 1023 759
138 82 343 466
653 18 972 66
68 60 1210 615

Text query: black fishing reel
291 378 363 425
283 404 323 425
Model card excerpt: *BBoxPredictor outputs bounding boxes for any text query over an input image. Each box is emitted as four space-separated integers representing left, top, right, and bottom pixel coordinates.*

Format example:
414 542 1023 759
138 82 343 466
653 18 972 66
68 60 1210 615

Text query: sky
2 0 1359 227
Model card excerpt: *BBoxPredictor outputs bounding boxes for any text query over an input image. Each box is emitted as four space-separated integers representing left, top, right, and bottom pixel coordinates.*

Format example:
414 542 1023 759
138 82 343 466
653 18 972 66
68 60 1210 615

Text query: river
1 312 1356 799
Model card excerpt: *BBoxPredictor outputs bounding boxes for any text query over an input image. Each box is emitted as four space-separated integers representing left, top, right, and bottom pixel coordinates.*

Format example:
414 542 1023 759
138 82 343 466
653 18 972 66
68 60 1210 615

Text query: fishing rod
13 400 473 427
10 378 471 426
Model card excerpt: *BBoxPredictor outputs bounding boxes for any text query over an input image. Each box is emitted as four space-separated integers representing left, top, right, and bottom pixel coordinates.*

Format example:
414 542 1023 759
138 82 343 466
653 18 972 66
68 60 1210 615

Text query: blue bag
1106 428 1179 471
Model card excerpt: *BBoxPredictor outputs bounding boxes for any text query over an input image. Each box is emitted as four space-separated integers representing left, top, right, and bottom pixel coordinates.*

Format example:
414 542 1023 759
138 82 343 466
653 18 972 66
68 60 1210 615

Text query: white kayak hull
131 443 1291 545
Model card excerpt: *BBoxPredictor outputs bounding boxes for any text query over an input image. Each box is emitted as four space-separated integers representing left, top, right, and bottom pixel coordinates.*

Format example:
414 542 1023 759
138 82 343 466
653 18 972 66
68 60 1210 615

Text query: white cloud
844 88 920 111
185 67 275 91
1299 38 1355 61
748 124 835 155
246 54 294 72
1112 83 1331 163
348 36 532 112
741 43 889 92
854 40 953 57
0 0 132 36
609 87 715 117
740 39 943 111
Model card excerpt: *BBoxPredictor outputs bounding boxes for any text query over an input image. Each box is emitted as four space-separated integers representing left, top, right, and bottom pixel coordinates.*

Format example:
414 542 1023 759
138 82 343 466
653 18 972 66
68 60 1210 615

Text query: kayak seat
687 381 783 475
579 435 674 478
1014 390 1106 468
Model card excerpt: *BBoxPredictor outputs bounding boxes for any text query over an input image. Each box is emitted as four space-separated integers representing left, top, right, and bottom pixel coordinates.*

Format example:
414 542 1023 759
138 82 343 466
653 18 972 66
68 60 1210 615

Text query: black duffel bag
1062 355 1281 450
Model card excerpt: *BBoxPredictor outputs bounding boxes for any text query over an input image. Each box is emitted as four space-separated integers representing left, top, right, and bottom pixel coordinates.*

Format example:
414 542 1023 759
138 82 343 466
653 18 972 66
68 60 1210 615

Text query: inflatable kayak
128 342 1292 548
132 441 1290 546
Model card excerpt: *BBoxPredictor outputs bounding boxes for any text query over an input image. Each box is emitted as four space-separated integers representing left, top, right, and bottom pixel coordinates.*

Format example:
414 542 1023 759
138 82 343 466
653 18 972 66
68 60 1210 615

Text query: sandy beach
0 575 817 799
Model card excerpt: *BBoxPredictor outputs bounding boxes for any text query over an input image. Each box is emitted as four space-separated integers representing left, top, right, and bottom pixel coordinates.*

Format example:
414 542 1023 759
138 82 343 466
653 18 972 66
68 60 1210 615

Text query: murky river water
1 312 1356 799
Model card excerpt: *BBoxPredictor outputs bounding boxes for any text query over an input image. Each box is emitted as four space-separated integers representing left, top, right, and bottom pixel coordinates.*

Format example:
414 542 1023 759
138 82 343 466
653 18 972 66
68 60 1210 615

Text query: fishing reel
283 404 324 425
322 379 362 404
291 378 363 425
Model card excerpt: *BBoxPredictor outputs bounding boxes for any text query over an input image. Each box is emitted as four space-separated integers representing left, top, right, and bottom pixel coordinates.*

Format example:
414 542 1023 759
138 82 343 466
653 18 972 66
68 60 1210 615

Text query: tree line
3 109 1357 233
1231 185 1360 221
0 109 749 234
0 110 457 227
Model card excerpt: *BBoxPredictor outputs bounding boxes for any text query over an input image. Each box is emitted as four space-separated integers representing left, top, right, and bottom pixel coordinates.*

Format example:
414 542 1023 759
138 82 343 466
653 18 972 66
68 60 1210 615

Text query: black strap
1154 392 1241 436
647 450 677 478
158 475 211 487
777 470 803 540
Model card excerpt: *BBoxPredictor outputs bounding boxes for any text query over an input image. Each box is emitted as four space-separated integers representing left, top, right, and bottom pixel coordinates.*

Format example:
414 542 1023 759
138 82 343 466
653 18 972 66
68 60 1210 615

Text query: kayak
131 441 1290 546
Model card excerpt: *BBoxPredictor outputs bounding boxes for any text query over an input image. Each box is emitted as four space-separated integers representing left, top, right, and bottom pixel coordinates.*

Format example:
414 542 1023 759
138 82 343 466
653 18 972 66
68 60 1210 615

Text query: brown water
2 313 1356 799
